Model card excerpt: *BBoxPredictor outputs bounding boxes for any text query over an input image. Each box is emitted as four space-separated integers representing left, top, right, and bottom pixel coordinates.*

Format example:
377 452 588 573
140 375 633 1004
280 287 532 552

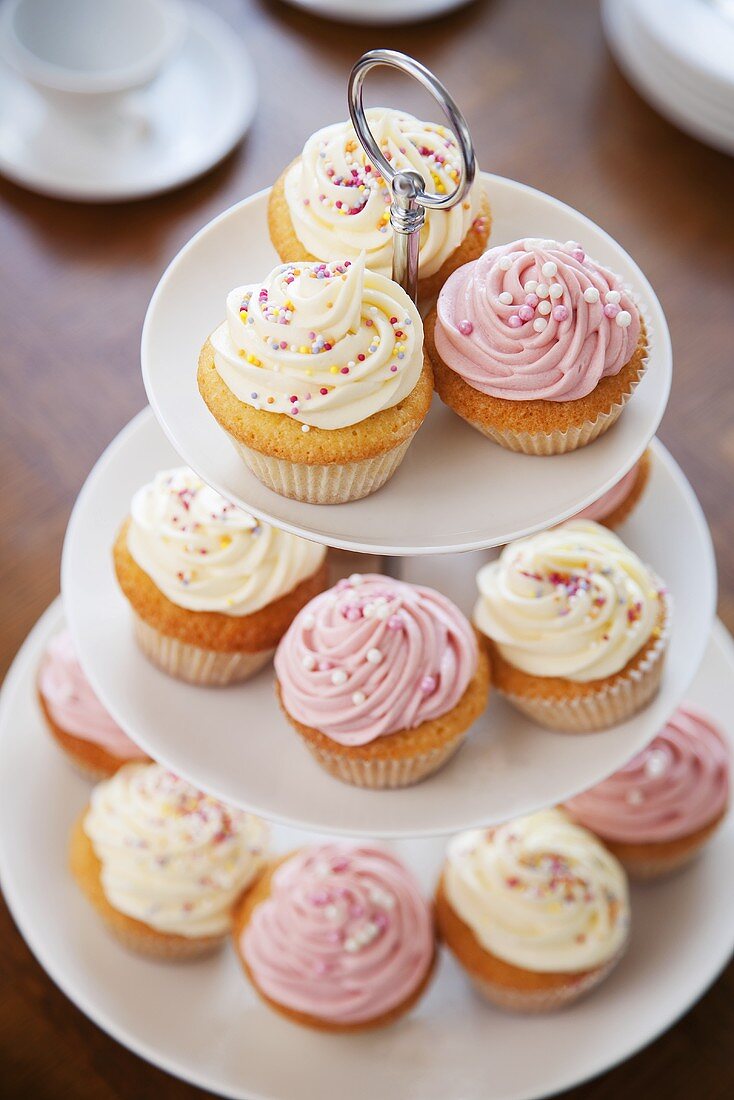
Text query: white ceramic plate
141 172 672 555
637 0 734 93
278 0 475 25
1 599 733 1100
603 0 734 154
60 409 716 837
0 1 257 202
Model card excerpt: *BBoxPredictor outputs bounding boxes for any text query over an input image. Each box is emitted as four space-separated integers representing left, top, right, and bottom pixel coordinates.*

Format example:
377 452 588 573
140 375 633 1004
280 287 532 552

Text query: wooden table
1 0 732 1096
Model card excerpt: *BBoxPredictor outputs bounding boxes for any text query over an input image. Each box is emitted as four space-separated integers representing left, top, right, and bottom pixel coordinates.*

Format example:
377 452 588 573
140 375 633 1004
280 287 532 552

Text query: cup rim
0 0 186 95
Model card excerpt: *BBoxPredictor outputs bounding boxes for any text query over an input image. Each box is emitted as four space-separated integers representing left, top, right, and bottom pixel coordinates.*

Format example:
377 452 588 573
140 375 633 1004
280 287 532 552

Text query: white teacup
0 0 184 133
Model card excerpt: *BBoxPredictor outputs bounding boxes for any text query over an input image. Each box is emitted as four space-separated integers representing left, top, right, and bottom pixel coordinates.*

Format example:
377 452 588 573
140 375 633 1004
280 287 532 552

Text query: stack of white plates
602 0 734 154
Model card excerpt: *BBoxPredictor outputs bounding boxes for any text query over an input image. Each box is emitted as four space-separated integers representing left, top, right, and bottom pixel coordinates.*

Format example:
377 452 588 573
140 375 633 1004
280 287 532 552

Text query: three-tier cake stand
1 51 732 1100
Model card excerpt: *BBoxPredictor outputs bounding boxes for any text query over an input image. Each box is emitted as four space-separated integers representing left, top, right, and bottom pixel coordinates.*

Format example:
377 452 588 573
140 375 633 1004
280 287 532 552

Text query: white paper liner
98 916 226 960
226 432 415 505
468 948 624 1014
132 614 274 686
458 304 653 456
614 830 721 881
466 359 647 455
499 588 672 733
300 731 467 789
66 755 117 783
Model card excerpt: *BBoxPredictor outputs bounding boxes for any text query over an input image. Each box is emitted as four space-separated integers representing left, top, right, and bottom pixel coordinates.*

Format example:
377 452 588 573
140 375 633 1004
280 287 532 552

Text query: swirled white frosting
444 810 629 973
84 763 268 937
209 254 423 430
474 520 663 682
127 467 325 615
283 108 485 278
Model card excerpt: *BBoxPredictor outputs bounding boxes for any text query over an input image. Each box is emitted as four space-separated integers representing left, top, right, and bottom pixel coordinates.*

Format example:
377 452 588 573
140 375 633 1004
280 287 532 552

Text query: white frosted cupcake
197 255 432 504
474 520 671 732
70 763 269 958
268 107 491 298
113 467 327 684
436 809 630 1012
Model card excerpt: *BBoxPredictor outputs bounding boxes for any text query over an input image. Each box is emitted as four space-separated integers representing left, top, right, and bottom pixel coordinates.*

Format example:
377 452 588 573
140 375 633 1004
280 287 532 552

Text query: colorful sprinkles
226 260 416 425
457 241 635 339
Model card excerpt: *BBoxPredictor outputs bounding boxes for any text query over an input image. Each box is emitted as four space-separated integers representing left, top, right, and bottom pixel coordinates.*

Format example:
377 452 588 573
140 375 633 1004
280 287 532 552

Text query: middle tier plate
141 173 672 555
61 408 715 837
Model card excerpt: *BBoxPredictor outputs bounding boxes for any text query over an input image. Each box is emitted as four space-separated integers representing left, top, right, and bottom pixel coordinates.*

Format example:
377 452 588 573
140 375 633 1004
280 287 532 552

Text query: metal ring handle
348 49 476 211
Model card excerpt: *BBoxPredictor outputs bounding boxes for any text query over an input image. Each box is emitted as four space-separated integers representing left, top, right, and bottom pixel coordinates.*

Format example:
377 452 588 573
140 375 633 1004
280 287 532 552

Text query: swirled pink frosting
242 844 434 1024
566 704 729 843
573 461 640 523
274 573 478 746
435 238 642 401
38 631 146 761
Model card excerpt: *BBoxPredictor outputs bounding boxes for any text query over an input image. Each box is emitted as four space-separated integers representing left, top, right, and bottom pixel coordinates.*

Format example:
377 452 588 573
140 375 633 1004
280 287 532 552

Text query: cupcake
566 704 729 878
233 843 436 1030
113 467 327 685
435 809 630 1012
38 629 147 780
198 254 432 505
70 763 269 959
268 107 491 299
275 572 490 788
571 449 652 528
474 520 671 732
425 238 647 454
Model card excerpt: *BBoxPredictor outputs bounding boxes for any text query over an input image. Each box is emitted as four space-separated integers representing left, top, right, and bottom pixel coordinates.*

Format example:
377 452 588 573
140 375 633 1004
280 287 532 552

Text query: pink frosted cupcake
38 630 147 780
566 704 729 878
572 450 652 529
425 238 647 454
233 843 436 1031
274 573 491 788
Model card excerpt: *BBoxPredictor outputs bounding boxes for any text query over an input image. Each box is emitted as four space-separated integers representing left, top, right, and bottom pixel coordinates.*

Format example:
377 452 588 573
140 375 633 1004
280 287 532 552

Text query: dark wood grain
1 0 732 1096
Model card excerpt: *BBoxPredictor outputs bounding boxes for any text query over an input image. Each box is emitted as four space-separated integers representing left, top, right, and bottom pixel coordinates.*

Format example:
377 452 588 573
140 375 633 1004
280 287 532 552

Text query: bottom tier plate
1 599 733 1100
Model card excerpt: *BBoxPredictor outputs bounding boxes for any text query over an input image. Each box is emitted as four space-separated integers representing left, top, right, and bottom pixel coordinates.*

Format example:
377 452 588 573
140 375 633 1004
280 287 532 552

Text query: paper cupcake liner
500 589 672 733
614 830 721 881
468 951 623 1014
300 730 467 789
464 302 652 455
132 614 274 686
226 433 415 505
66 755 117 783
99 914 226 960
466 364 645 455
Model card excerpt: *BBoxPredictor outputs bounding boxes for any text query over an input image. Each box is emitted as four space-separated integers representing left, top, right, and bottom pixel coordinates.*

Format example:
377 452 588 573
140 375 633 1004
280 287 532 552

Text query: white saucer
60 409 716 837
278 0 475 25
141 172 672 555
0 1 257 202
1 599 733 1100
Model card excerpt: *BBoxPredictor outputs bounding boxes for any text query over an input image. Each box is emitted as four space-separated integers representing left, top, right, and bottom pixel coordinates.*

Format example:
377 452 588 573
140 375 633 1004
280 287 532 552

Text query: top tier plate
142 173 671 556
